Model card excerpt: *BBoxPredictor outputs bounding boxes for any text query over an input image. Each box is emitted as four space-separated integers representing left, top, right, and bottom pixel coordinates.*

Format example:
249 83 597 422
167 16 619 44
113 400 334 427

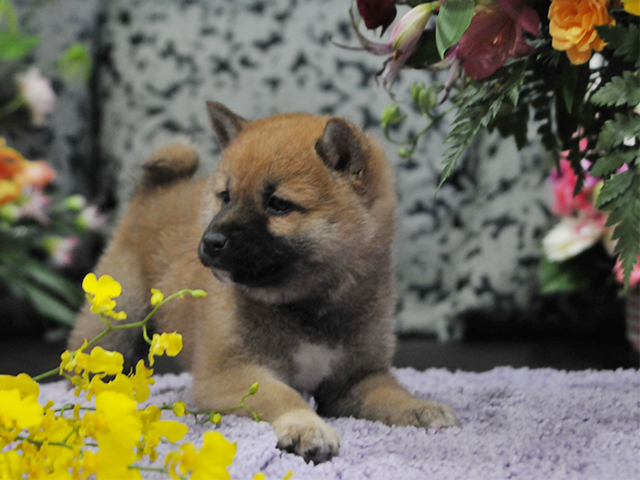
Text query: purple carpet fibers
39 367 640 479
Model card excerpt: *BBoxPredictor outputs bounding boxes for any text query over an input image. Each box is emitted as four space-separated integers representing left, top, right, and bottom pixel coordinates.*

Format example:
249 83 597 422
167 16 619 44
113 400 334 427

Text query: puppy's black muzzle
198 219 301 287
198 231 227 267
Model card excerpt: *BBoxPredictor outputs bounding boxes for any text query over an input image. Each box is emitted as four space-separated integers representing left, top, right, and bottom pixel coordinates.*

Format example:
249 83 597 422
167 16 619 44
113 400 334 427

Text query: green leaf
590 150 638 178
380 104 406 128
595 113 640 151
539 257 588 294
58 43 92 82
19 281 77 327
596 169 635 209
0 30 39 59
435 0 475 59
603 183 640 289
596 24 640 67
591 71 640 107
14 256 84 306
439 62 526 187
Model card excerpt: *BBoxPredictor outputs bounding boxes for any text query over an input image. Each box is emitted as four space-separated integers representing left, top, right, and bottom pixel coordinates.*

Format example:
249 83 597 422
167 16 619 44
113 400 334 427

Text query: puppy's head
198 102 396 303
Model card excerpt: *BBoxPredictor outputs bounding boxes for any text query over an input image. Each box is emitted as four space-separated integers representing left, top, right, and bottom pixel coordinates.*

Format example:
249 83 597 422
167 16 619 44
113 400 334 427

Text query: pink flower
77 204 106 231
344 3 435 89
450 0 540 79
614 256 640 288
550 159 600 217
16 188 51 224
16 67 56 126
357 0 397 33
43 236 80 267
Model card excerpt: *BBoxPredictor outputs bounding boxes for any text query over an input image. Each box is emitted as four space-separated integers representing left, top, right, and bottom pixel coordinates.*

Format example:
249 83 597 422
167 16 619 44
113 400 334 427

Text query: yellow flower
548 0 615 64
623 0 640 15
82 273 127 320
130 360 155 402
93 391 143 446
150 288 164 306
0 451 22 479
148 332 183 366
85 360 154 402
0 389 43 430
0 373 39 399
172 401 186 417
165 431 236 480
94 435 142 480
86 346 124 376
140 420 189 461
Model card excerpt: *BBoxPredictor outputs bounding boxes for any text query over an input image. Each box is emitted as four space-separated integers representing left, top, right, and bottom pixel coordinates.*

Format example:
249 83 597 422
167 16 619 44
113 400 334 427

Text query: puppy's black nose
202 232 228 254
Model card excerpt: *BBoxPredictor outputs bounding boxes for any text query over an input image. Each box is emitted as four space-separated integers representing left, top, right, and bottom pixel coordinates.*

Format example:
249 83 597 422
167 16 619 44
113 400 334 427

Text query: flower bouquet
344 0 639 288
0 137 104 327
0 0 97 329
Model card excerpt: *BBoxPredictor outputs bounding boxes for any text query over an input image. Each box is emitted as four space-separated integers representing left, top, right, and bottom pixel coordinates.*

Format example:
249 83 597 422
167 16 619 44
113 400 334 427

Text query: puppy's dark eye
218 190 230 206
266 196 294 216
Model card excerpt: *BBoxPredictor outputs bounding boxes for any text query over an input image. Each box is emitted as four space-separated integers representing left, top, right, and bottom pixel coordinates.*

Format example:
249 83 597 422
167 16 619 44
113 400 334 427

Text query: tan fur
70 104 458 463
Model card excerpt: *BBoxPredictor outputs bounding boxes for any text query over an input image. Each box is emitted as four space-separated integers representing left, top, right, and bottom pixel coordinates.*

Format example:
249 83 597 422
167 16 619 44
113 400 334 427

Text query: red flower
550 159 598 217
451 0 539 79
357 0 397 33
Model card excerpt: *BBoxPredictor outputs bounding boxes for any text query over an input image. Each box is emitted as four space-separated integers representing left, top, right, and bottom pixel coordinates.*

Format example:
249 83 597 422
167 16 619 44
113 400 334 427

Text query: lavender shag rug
40 367 640 480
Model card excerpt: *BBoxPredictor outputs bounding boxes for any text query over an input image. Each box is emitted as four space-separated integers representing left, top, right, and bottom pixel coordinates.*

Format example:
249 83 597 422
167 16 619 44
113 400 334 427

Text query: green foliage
438 61 526 187
58 43 92 82
539 257 588 294
435 0 475 58
603 177 640 288
0 30 38 59
0 0 39 60
0 252 84 326
380 104 406 128
590 150 638 178
591 71 640 108
596 23 640 67
596 169 635 209
595 113 640 151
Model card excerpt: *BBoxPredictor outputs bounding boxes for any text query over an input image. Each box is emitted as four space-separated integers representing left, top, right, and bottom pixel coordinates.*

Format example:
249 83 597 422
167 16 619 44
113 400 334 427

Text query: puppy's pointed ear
315 118 365 176
206 101 247 149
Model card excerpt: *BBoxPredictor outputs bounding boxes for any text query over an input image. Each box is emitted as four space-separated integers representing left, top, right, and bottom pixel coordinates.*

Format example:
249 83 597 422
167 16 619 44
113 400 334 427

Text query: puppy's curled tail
140 143 199 188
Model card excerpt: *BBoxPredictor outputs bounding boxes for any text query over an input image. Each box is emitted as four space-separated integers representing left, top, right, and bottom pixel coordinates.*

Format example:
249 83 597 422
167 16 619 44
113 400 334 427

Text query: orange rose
0 138 27 181
548 0 615 65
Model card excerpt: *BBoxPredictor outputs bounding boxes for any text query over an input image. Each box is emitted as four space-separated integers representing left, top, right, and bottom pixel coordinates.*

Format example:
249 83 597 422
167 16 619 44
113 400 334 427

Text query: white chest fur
290 342 343 392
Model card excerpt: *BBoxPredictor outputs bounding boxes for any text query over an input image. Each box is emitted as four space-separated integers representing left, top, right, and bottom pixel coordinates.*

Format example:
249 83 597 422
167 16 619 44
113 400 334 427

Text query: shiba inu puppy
69 102 458 463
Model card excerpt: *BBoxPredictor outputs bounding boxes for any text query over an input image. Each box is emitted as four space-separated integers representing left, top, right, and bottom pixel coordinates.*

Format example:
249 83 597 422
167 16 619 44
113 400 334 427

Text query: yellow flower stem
161 394 262 423
17 436 74 450
54 404 95 413
62 424 81 444
215 403 262 422
142 324 152 344
32 366 62 382
128 465 172 475
33 289 201 382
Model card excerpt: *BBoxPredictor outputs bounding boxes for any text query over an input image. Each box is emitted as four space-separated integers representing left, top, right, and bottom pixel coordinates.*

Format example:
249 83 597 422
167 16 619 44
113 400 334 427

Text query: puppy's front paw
272 409 340 464
395 399 459 430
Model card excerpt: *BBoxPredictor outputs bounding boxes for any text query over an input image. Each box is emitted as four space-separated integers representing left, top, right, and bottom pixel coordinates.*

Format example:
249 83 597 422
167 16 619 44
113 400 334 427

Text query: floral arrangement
0 273 289 480
0 137 105 326
0 0 98 327
540 140 640 292
345 0 639 288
